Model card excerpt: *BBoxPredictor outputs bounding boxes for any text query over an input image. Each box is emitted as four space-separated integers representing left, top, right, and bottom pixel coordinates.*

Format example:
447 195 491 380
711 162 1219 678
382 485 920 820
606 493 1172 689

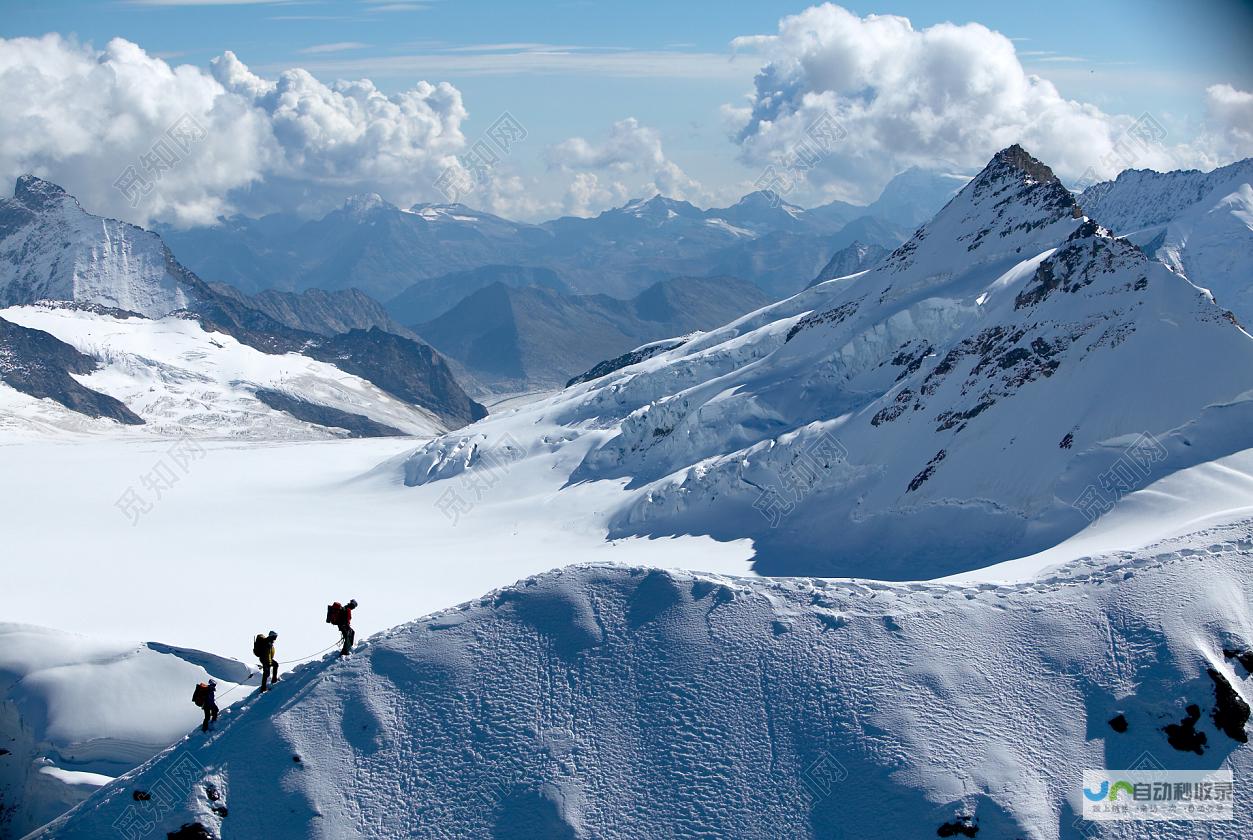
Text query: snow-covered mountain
403 145 1253 579
863 165 973 228
0 177 486 434
36 527 1253 839
703 190 816 234
0 177 193 318
1079 158 1253 325
0 312 144 429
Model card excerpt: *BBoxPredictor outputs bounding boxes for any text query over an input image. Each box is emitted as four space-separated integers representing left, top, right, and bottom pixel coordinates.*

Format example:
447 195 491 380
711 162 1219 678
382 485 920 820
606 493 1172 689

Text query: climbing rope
213 641 342 700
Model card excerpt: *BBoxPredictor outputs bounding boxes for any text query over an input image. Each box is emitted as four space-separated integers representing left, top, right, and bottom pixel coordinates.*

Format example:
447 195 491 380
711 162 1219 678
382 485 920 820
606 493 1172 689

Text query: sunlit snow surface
32 526 1253 839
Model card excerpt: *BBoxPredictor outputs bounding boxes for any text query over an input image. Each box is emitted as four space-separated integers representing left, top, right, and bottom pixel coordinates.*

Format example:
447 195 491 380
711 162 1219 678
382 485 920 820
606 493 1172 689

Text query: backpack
253 634 268 658
192 683 209 708
326 602 343 625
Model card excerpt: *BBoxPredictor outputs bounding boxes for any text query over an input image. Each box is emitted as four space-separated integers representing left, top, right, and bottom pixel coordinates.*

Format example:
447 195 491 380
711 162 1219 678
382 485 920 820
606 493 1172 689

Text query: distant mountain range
156 169 967 306
807 241 891 288
414 276 772 391
0 177 484 435
385 264 569 324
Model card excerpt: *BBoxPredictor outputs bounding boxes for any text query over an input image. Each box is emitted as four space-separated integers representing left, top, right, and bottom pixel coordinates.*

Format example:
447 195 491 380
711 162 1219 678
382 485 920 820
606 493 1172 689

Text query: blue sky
2 0 1251 222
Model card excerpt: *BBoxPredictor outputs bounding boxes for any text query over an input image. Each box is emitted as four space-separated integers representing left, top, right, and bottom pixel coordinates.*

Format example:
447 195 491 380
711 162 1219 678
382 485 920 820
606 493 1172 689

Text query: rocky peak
12 175 77 210
984 144 1059 186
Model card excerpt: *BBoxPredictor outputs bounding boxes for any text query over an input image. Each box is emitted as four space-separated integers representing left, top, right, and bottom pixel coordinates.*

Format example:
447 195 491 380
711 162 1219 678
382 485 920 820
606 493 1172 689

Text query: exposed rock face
252 388 407 438
212 284 417 339
0 315 143 425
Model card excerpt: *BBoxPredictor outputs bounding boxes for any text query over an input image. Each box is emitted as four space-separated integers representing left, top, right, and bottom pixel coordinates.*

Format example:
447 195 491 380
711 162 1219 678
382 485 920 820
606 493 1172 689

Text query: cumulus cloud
546 118 706 215
1204 84 1253 159
728 4 1253 200
0 34 468 225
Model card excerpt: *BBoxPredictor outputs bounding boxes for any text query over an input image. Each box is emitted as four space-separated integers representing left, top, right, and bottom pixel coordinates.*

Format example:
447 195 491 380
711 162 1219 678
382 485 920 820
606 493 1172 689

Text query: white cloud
296 42 371 56
728 4 1253 200
546 118 707 215
0 35 469 226
1204 84 1253 159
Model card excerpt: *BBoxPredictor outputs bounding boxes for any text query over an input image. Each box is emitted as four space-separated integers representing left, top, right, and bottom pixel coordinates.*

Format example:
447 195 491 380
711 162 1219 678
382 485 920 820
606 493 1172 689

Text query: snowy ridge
35 528 1253 839
1078 159 1253 233
404 146 1253 578
1078 158 1253 324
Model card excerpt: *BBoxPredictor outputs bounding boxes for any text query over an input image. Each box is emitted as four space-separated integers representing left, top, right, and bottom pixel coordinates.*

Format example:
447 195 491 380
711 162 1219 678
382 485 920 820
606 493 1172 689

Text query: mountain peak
342 193 392 216
1065 217 1111 242
618 195 700 219
984 144 1058 186
13 175 76 209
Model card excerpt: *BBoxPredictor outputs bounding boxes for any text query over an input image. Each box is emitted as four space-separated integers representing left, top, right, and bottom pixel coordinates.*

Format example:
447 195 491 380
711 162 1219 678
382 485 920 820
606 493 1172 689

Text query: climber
327 599 359 657
253 630 279 691
192 680 218 731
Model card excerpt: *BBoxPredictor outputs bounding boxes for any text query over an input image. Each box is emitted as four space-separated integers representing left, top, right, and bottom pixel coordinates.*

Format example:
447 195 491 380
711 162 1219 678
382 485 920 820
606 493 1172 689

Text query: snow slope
0 428 749 832
34 526 1253 839
0 625 252 837
0 304 445 439
404 146 1253 579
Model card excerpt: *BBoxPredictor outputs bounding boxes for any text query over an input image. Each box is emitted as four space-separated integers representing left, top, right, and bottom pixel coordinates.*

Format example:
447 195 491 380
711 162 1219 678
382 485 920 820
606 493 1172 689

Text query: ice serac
404 146 1253 579
33 541 1253 839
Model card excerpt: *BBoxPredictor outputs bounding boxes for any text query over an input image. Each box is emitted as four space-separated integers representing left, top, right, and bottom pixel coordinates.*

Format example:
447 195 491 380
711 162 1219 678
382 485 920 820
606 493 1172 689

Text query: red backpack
326 602 343 625
192 683 210 708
